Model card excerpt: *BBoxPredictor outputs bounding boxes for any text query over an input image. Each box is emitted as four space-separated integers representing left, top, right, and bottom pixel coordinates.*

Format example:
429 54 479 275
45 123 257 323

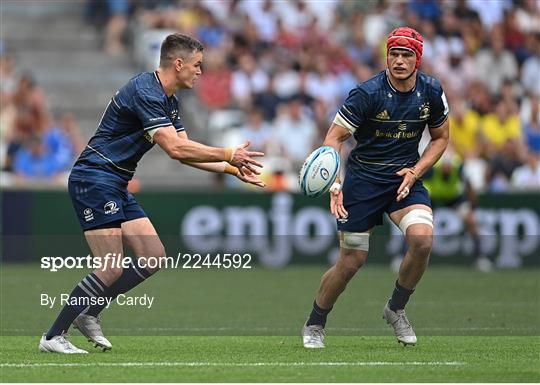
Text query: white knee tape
398 209 433 234
340 232 370 251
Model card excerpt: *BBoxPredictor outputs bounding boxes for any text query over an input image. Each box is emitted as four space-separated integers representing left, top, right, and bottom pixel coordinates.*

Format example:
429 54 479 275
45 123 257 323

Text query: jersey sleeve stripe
334 112 357 134
337 109 359 128
342 106 355 116
143 122 172 131
111 97 121 109
428 114 449 129
175 127 185 132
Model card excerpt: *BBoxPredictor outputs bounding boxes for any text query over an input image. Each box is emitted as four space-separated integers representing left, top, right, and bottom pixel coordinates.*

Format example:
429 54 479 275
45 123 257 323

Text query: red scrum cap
387 27 424 69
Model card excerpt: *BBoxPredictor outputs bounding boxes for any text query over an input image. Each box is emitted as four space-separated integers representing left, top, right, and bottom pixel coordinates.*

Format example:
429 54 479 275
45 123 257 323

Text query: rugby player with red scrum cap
302 27 450 348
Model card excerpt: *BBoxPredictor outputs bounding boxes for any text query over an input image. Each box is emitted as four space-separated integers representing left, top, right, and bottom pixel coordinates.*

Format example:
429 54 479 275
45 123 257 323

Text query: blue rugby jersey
71 71 184 184
334 70 449 184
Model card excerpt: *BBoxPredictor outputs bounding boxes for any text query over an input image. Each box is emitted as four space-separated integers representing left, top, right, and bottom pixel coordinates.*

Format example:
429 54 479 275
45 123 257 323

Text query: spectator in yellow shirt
481 99 521 150
450 100 481 156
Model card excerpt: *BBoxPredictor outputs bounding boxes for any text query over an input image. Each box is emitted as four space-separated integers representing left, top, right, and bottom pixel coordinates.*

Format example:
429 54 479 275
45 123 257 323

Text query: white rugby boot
383 303 417 346
73 314 112 351
39 333 88 354
302 323 326 348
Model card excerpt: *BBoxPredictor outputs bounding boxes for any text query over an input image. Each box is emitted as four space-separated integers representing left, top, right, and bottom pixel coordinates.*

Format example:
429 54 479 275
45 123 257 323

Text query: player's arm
323 122 352 184
412 83 451 179
329 86 366 186
414 119 450 177
174 131 265 187
396 119 449 201
323 123 351 219
153 125 264 174
323 123 352 152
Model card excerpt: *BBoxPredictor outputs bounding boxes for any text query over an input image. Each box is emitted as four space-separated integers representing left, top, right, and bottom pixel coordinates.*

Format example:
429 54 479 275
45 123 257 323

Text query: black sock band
131 259 152 279
389 280 415 311
306 300 332 327
313 300 332 315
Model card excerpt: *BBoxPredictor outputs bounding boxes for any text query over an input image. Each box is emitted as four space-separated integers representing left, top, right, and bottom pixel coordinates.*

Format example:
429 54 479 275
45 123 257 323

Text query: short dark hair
159 34 204 67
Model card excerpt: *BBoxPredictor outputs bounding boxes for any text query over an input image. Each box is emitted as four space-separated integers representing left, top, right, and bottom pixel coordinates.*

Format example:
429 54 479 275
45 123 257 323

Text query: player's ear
175 58 183 72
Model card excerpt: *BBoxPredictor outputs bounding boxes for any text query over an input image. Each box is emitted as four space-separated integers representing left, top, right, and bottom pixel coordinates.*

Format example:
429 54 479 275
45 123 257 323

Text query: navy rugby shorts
337 169 431 233
68 178 147 231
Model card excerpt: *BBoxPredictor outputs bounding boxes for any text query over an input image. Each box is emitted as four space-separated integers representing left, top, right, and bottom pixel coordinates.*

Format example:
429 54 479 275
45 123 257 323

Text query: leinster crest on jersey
419 102 430 120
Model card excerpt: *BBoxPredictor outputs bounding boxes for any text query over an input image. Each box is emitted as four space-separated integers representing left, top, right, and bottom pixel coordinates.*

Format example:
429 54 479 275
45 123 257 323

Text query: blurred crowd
122 0 540 192
2 0 539 192
0 54 85 185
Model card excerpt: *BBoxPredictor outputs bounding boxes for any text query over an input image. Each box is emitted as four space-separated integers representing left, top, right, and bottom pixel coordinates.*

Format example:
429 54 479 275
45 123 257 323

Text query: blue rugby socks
86 259 152 317
306 300 332 327
388 280 415 311
46 273 107 339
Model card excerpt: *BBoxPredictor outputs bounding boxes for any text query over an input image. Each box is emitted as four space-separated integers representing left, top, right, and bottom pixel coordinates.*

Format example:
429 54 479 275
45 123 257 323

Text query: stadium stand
1 0 539 191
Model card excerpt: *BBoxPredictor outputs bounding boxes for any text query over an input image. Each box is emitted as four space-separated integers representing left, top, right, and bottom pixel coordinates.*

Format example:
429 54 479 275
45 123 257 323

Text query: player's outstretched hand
330 189 348 219
230 141 264 175
235 166 266 188
395 167 417 202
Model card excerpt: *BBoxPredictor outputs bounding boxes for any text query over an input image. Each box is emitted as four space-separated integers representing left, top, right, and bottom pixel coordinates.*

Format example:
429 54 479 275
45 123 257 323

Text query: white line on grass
1 361 466 368
4 326 535 332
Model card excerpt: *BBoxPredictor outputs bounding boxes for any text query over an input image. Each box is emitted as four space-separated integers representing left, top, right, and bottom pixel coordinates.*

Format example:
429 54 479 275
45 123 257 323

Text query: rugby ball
299 146 340 197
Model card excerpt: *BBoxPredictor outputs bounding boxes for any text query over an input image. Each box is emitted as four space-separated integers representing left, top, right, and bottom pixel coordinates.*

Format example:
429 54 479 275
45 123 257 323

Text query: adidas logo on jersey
376 110 390 120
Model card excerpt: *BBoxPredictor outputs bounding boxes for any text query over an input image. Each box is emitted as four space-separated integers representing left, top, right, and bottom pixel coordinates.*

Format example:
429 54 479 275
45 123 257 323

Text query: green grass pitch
1 265 539 382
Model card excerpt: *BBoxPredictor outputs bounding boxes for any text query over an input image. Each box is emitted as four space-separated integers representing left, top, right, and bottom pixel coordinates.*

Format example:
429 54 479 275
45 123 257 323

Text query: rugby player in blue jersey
39 34 265 354
302 27 450 348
